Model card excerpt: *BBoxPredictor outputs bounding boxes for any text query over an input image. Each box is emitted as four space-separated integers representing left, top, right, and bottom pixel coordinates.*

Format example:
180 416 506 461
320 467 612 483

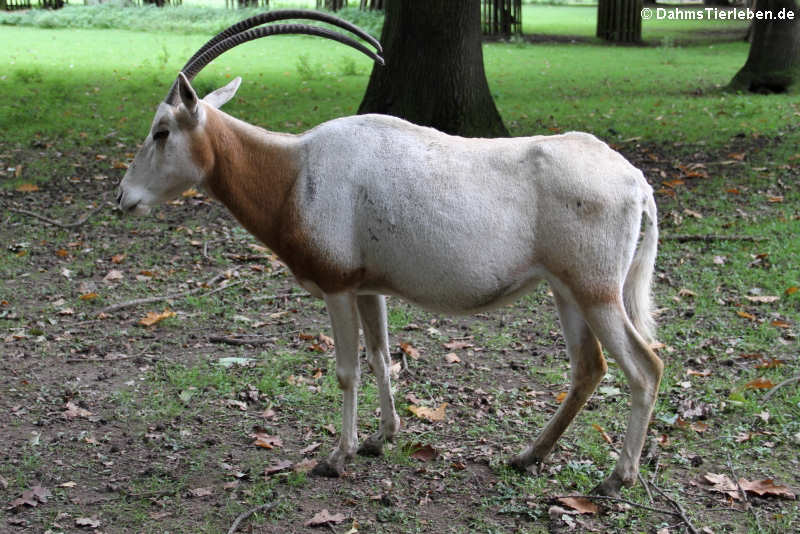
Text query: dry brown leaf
786 286 798 296
442 341 468 351
738 479 796 499
264 459 293 476
63 402 93 419
690 421 709 433
138 309 176 327
444 352 461 364
687 368 712 377
555 391 568 403
111 253 126 264
251 433 283 449
745 377 775 390
736 310 756 320
400 342 420 360
591 423 613 444
755 358 785 369
318 333 335 347
408 402 447 422
304 509 346 527
771 319 791 329
557 496 599 515
408 443 438 462
188 487 213 498
79 292 99 301
15 182 39 192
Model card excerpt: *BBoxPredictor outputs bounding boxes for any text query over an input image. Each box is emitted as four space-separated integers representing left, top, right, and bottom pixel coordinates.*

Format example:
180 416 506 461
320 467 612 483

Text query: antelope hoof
357 436 385 457
591 473 625 498
509 454 543 475
311 458 346 478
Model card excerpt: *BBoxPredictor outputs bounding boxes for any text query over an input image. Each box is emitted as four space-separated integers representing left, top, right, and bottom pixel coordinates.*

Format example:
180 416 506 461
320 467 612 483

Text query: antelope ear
178 72 199 115
203 77 242 109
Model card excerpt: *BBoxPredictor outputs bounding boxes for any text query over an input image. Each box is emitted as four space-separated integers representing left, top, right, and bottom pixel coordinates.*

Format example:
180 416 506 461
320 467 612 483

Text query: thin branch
8 204 104 229
96 273 238 315
227 498 279 534
209 335 277 346
644 480 699 534
660 234 765 243
762 374 800 402
252 291 312 302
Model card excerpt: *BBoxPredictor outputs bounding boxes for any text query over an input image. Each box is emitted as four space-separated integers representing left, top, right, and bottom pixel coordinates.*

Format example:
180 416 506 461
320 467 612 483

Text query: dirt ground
1 138 798 533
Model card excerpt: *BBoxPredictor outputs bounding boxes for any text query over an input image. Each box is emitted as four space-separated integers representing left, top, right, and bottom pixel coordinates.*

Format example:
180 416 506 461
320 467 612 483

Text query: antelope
117 10 662 496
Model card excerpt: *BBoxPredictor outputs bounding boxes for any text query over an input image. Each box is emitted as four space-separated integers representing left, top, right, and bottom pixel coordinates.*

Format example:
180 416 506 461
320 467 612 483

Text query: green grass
1 5 799 533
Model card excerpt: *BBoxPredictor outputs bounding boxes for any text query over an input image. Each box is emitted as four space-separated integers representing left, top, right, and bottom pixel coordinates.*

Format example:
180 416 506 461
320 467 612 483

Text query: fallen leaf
738 479 796 499
318 333 334 347
745 295 779 304
443 340 473 350
767 196 784 203
703 472 740 500
408 443 438 462
264 459 293 476
555 391 568 403
111 253 126 264
79 292 99 301
294 458 319 473
7 485 51 510
690 421 709 433
736 310 756 320
786 286 798 296
745 377 775 390
770 319 791 329
557 496 599 514
75 516 101 528
408 402 447 422
664 179 684 188
686 369 712 377
58 481 77 488
63 402 93 419
444 352 461 364
103 269 124 282
15 182 39 192
727 152 746 161
591 423 613 444
251 433 282 449
189 487 214 498
305 509 346 527
299 442 321 455
399 342 420 360
138 309 176 326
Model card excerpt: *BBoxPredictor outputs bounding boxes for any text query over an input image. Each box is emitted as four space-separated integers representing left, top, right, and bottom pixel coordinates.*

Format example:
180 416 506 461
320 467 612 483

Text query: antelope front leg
312 292 361 477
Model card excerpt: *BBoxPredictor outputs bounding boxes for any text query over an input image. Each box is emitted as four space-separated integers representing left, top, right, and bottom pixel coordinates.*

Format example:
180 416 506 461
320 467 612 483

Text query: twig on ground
96 273 237 315
726 452 748 505
762 374 800 402
660 234 765 243
209 335 277 346
227 498 279 534
253 291 312 302
8 204 104 229
644 479 699 534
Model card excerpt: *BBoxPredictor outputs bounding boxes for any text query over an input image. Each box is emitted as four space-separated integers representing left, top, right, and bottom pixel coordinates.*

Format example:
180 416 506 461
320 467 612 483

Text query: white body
118 76 662 496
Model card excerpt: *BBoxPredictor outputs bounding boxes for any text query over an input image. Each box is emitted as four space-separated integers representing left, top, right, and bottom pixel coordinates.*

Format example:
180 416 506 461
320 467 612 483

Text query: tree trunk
596 0 642 43
317 0 347 11
358 0 508 137
360 0 383 10
729 0 800 93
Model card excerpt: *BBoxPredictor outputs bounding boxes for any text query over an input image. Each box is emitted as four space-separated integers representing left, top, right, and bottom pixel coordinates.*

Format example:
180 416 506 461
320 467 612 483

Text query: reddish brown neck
198 107 301 251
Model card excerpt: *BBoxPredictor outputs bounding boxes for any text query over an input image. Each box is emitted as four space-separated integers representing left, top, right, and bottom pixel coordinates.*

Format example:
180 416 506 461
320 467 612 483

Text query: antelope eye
153 130 169 142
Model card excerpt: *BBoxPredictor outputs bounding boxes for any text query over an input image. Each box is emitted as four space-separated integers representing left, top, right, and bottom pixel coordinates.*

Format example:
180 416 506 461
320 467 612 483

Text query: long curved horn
165 12 383 104
180 9 382 74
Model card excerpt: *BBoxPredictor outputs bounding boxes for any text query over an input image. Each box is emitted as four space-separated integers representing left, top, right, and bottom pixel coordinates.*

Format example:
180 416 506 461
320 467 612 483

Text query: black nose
116 190 123 206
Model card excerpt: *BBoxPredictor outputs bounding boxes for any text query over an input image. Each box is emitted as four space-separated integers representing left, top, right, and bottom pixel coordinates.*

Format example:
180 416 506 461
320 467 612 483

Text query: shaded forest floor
0 132 798 534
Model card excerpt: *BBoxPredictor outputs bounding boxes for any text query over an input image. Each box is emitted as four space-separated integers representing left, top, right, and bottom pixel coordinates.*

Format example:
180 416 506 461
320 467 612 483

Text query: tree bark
729 0 800 93
358 0 508 137
596 0 643 43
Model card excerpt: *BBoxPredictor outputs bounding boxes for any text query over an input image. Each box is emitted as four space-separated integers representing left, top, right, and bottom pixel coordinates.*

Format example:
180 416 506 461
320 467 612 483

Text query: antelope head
117 10 383 214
